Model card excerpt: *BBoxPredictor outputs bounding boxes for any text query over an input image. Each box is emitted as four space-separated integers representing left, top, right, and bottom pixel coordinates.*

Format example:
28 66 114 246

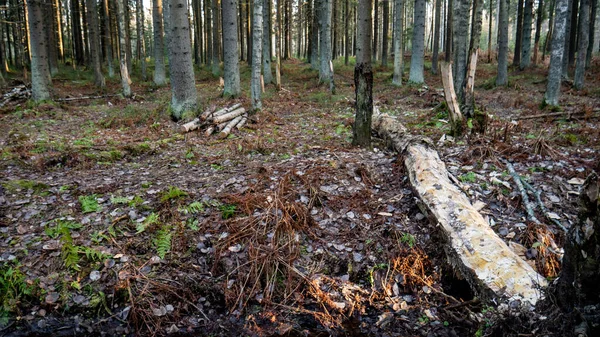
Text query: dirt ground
1 56 599 336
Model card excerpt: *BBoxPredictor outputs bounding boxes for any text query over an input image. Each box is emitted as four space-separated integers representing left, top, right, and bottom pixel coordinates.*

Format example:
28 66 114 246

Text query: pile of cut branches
181 104 248 139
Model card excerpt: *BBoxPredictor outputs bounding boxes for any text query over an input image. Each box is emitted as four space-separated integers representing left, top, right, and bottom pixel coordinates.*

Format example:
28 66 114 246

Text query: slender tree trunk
72 0 84 65
452 0 469 98
533 0 544 65
353 0 372 148
54 0 64 62
116 0 132 97
222 0 241 96
487 0 493 63
568 0 579 67
574 0 590 89
586 0 597 68
26 0 50 101
153 0 167 85
432 0 441 73
168 0 197 119
561 0 572 78
275 0 281 89
297 0 302 58
319 0 334 90
344 0 349 65
310 0 319 69
239 0 244 61
544 0 555 59
205 0 213 66
82 0 90 66
514 0 524 66
251 0 263 110
464 0 483 117
262 0 273 84
211 0 220 75
393 0 403 85
45 0 58 75
520 0 534 69
247 0 252 64
444 0 452 62
544 0 569 106
103 0 114 77
86 0 105 87
496 0 508 85
408 0 425 83
136 0 147 80
381 0 389 66
373 0 378 61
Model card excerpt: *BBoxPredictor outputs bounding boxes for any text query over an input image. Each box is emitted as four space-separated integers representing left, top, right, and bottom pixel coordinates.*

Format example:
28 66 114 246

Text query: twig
56 95 117 101
516 110 599 120
503 160 541 225
520 179 568 233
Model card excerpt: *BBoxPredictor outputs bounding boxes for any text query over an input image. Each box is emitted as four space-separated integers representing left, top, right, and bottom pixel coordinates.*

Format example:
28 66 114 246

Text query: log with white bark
205 126 215 136
200 105 217 120
218 115 244 139
373 113 547 305
236 115 248 129
440 62 465 136
181 118 201 133
212 107 246 124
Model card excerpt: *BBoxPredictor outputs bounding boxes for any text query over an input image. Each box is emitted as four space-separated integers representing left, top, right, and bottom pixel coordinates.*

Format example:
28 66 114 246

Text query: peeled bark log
373 113 547 305
212 107 246 124
440 62 464 137
218 115 244 138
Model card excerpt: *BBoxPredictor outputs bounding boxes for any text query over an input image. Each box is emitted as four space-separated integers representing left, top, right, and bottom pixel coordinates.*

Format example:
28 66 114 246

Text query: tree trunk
54 0 64 62
353 0 372 148
544 0 569 106
561 0 573 78
153 0 167 85
464 0 483 118
532 0 544 65
310 0 319 69
262 0 273 84
103 0 114 77
45 0 58 75
205 0 213 66
381 0 389 66
487 0 493 63
496 0 508 86
574 0 590 90
586 0 597 68
116 0 132 97
275 0 281 89
26 0 50 101
319 0 334 91
211 0 220 76
373 0 378 61
168 0 197 119
251 0 263 110
554 173 600 328
514 0 524 66
445 0 452 62
432 0 441 74
86 0 105 87
408 0 425 83
297 0 302 59
568 0 579 68
452 0 469 100
239 0 244 61
136 0 147 80
543 0 555 60
393 0 403 85
81 0 91 66
520 0 534 69
222 0 241 96
344 0 349 65
72 0 84 65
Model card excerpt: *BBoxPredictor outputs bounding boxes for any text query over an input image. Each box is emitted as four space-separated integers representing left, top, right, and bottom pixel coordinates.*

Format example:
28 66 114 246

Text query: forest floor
1 57 599 337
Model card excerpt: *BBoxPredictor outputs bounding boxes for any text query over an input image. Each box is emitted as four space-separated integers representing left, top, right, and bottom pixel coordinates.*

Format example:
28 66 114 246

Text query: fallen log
212 107 246 124
236 115 248 129
373 113 547 305
199 105 217 120
218 115 244 139
181 118 201 133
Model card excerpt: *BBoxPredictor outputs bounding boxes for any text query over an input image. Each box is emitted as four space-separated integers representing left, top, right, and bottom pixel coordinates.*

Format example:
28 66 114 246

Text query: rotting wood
373 113 547 305
440 62 464 136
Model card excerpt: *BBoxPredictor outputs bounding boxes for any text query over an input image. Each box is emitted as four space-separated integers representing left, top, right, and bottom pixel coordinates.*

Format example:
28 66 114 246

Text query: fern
160 186 188 203
154 228 172 259
45 221 82 238
110 196 129 205
79 195 101 213
61 242 81 271
136 212 159 233
79 247 111 262
180 201 205 214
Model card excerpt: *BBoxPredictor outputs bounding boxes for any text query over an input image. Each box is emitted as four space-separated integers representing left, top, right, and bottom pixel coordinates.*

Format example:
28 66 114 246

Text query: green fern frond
136 212 160 233
154 228 172 259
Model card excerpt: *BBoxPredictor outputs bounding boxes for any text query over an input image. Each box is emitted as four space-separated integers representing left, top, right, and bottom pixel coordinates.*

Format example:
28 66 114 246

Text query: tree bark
381 0 389 66
86 0 105 87
44 0 58 75
452 0 469 99
561 0 573 78
168 0 198 119
310 0 319 69
543 0 555 60
496 0 508 86
72 0 84 66
153 0 167 85
319 0 333 87
373 0 378 61
26 0 51 101
211 0 220 76
464 0 483 118
103 0 114 77
533 0 544 65
514 0 524 66
544 0 569 106
54 0 64 62
353 0 373 148
444 0 453 62
222 0 241 96
116 0 132 97
586 0 597 68
393 0 403 85
432 0 441 74
487 0 493 63
136 0 147 80
568 0 579 68
344 0 349 65
409 0 425 83
262 0 273 84
520 0 534 69
574 0 590 90
251 0 263 110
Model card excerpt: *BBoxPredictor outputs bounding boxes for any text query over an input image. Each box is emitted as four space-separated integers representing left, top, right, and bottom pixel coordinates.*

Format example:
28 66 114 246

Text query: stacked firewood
0 85 30 108
181 104 248 139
